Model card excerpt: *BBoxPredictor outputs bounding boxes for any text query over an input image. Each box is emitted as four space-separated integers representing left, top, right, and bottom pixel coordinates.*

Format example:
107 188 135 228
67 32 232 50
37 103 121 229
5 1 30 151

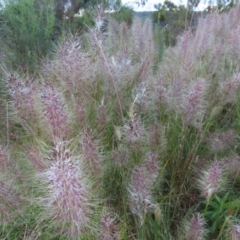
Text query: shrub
0 0 55 72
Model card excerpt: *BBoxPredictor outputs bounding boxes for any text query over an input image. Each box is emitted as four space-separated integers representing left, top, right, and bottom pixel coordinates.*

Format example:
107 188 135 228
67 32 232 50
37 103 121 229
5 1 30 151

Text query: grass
1 4 240 240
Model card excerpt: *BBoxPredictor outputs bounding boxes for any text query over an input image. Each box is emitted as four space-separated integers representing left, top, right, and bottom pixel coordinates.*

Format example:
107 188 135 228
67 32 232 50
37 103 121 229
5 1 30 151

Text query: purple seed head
81 130 102 175
227 223 240 240
182 78 207 126
198 161 224 200
39 141 93 237
99 212 119 240
41 83 69 139
184 213 206 240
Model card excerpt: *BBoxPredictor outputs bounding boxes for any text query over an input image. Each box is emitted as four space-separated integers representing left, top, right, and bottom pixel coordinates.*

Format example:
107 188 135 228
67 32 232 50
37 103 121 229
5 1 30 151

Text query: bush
0 0 55 72
110 5 134 25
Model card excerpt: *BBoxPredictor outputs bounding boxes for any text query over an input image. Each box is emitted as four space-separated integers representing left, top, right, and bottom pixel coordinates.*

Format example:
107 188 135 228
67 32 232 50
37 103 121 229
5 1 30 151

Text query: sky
121 0 209 11
0 0 209 11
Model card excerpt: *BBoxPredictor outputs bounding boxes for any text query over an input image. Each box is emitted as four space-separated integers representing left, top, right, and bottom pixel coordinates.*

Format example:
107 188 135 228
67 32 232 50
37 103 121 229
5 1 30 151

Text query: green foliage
216 0 238 12
110 6 134 25
62 11 95 34
153 26 165 64
153 1 195 46
202 193 240 238
0 0 55 71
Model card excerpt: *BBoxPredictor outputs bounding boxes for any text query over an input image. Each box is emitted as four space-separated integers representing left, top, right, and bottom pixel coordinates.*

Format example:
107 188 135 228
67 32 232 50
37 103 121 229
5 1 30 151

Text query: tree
54 0 124 21
110 5 133 25
187 0 201 10
54 0 85 21
153 1 194 46
61 0 133 34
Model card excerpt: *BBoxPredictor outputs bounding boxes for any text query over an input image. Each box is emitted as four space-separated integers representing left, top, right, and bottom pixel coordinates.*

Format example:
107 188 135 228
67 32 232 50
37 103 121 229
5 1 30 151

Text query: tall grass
1 5 240 239
0 0 55 72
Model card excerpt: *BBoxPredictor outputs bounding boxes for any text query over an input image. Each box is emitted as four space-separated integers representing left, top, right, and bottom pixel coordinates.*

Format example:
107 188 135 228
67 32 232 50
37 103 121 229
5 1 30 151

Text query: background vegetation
1 0 240 239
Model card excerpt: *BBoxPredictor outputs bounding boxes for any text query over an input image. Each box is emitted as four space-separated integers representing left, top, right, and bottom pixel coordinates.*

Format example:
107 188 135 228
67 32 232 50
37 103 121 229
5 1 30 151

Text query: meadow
1 2 240 239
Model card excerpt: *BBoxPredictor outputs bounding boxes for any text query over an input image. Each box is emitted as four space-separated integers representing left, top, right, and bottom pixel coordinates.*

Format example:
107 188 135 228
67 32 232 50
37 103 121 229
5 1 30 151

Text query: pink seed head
39 156 92 237
184 213 206 240
227 223 240 240
182 78 207 126
199 161 224 200
224 156 240 177
41 83 69 139
111 145 130 166
128 161 157 219
123 118 146 150
0 146 10 172
25 145 49 172
81 130 102 175
99 212 119 240
143 151 159 185
0 181 21 224
221 73 240 103
6 71 37 124
207 129 236 153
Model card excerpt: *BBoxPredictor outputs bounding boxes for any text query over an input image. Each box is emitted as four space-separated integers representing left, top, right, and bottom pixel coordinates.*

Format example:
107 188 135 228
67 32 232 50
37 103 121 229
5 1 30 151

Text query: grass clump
0 0 55 72
2 4 240 239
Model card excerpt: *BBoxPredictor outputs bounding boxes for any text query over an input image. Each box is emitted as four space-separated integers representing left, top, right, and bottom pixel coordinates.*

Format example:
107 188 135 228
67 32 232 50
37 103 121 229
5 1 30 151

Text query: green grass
1 4 240 240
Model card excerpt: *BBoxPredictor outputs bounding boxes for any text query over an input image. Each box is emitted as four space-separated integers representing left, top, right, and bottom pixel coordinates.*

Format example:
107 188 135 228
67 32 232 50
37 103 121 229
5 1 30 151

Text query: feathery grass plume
87 16 156 120
81 130 102 176
128 165 154 222
0 145 10 172
227 223 240 240
148 124 167 150
41 83 69 140
94 6 106 32
128 152 159 222
131 18 155 62
208 44 222 74
87 20 125 118
181 78 208 126
39 139 93 238
24 144 49 172
108 49 135 90
196 14 215 58
5 70 38 129
198 161 225 200
229 23 240 56
130 166 150 199
182 213 206 240
220 73 240 104
143 151 159 186
108 18 154 83
123 118 146 151
154 76 168 106
0 181 21 224
176 31 196 82
177 30 192 60
99 211 120 240
158 4 240 91
166 78 185 113
104 17 123 50
131 82 153 116
224 155 240 177
42 35 92 92
111 144 130 166
206 129 236 153
74 98 86 126
0 145 21 224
